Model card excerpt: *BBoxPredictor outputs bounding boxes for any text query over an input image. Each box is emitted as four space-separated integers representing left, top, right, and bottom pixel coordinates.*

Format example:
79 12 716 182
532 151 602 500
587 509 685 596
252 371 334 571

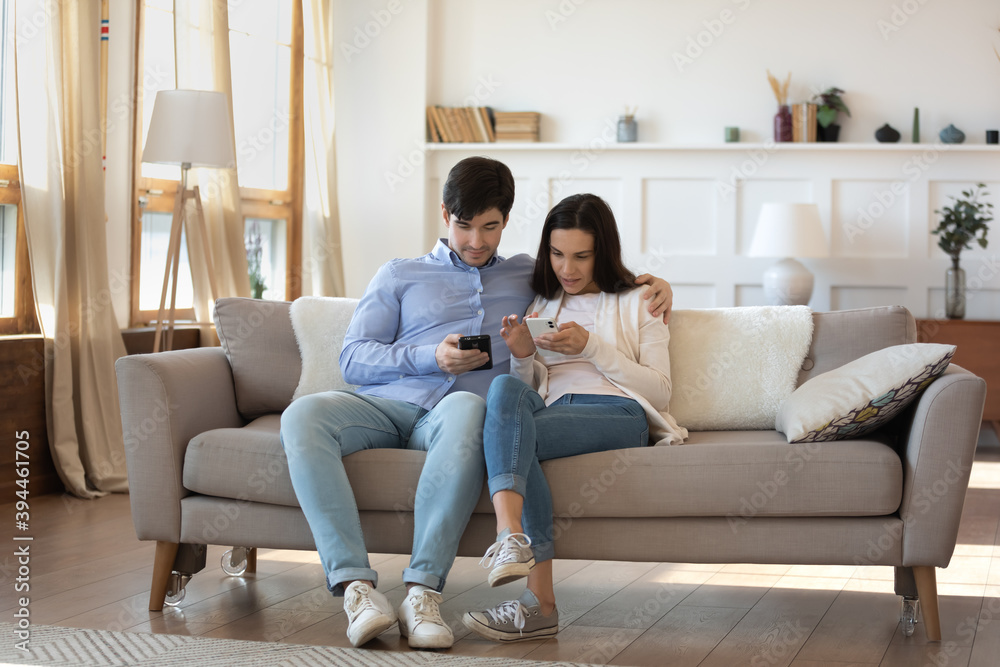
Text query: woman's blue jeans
484 375 648 563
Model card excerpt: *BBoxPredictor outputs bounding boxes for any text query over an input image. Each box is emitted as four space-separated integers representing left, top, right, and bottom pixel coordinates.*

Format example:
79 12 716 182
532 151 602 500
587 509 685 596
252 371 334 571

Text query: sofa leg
913 566 941 641
246 547 257 574
149 541 179 611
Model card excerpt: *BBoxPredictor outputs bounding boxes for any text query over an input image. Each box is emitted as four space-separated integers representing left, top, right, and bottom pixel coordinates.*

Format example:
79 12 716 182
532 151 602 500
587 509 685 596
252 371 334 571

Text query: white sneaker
479 529 535 587
343 581 397 647
397 586 454 649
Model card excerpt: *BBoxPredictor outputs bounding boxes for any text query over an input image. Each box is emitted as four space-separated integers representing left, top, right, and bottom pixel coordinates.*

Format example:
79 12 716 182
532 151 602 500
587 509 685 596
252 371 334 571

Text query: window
0 0 37 335
132 0 302 325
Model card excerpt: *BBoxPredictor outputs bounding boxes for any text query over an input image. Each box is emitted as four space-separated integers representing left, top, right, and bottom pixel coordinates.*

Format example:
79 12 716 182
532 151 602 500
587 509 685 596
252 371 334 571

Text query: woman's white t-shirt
541 292 630 406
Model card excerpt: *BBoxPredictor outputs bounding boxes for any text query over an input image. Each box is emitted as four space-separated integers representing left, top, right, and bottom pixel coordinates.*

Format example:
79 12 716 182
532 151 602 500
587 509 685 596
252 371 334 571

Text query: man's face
442 205 508 267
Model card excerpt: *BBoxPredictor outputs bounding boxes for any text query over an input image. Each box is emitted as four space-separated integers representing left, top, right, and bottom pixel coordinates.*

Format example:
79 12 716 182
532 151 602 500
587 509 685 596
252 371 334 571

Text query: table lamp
748 203 829 306
142 89 236 352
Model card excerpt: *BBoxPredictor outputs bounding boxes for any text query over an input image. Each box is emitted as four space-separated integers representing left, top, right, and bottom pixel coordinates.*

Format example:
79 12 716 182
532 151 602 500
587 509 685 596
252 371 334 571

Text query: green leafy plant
932 183 993 263
245 223 267 299
811 87 850 128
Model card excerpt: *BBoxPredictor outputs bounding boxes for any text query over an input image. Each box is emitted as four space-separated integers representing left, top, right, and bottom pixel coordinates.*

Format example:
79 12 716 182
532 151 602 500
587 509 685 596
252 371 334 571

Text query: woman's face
549 228 599 295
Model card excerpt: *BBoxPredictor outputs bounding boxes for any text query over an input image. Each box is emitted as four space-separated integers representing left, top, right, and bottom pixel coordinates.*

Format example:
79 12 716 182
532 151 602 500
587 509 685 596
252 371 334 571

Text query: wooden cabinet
916 319 1000 428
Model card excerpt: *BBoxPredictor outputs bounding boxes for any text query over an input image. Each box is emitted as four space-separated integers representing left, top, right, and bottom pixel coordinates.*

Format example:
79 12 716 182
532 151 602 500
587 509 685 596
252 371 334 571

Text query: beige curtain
301 0 345 296
14 0 128 498
173 0 249 338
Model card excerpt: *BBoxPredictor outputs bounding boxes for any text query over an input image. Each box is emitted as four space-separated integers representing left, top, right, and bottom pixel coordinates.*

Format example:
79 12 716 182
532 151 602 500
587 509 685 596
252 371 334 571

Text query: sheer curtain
14 0 128 497
301 0 345 297
173 0 249 338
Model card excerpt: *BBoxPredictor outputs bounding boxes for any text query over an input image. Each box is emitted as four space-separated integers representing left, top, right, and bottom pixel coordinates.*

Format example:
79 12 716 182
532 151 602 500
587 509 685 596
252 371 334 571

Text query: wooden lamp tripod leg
153 191 185 353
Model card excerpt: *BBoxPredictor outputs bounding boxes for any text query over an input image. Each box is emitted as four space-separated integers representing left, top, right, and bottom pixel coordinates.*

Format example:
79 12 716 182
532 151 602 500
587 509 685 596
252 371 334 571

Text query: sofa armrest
896 364 986 567
116 347 245 542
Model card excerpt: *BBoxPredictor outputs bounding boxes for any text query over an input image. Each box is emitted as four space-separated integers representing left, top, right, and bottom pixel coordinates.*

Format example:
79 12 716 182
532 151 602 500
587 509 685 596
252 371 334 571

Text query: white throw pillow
668 306 814 430
289 296 359 400
776 343 955 443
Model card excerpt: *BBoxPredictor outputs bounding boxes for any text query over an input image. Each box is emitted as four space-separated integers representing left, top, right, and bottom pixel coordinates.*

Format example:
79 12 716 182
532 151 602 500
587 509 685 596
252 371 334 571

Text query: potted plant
931 183 992 319
245 222 268 299
811 87 850 142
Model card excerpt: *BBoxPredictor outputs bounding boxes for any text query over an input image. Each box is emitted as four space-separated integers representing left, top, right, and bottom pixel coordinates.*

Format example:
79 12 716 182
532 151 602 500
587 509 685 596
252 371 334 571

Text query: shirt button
399 374 404 379
478 309 483 315
447 377 454 383
478 288 483 293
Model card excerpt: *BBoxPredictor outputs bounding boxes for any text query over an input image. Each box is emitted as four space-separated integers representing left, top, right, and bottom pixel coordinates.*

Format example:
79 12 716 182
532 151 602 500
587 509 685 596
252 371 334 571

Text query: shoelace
479 532 533 569
345 583 376 618
408 590 445 628
484 600 526 634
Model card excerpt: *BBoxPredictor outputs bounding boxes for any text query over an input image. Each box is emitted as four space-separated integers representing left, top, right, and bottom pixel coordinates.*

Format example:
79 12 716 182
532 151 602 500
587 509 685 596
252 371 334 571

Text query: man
280 157 672 650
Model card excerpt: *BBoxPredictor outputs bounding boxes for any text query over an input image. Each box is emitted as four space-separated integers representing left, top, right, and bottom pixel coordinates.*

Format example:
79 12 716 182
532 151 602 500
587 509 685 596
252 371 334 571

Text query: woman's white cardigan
509 288 688 446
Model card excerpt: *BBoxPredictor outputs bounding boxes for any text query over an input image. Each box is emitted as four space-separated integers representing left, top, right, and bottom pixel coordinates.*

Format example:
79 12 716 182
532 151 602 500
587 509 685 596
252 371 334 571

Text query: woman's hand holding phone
534 321 589 356
500 312 537 359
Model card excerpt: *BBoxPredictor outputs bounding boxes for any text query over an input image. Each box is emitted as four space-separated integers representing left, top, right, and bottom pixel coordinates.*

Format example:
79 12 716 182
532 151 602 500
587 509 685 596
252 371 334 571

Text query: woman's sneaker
479 529 535 587
343 581 397 647
463 589 558 642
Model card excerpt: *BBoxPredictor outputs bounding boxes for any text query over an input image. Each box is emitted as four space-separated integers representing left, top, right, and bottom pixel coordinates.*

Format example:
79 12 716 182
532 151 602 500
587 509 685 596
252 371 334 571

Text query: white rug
0 623 596 667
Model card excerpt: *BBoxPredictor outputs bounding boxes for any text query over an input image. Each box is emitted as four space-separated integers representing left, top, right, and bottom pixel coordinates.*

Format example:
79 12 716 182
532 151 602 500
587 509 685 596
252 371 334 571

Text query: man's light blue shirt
340 239 536 410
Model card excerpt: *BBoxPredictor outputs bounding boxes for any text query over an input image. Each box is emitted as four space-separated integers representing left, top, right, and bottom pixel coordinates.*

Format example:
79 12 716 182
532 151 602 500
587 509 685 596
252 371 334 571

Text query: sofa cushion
797 306 916 386
289 296 359 399
183 420 901 520
776 343 955 443
668 306 814 430
214 298 301 420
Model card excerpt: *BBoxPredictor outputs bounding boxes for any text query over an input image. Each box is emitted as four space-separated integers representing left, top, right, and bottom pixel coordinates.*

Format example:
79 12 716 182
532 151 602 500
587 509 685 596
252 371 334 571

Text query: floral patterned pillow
776 344 956 443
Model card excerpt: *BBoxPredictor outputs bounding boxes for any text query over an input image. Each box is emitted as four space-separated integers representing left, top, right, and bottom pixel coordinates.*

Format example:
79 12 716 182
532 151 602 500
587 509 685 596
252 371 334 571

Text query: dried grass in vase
767 69 791 106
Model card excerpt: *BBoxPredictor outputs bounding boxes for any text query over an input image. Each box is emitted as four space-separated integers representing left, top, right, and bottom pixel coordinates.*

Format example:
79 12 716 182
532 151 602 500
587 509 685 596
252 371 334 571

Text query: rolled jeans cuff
328 566 379 596
532 540 554 564
488 472 528 499
403 567 444 592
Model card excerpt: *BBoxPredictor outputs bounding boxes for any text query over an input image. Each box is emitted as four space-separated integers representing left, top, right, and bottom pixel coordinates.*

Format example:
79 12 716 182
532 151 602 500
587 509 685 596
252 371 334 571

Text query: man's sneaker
463 589 558 642
397 586 454 649
479 529 535 587
343 581 397 647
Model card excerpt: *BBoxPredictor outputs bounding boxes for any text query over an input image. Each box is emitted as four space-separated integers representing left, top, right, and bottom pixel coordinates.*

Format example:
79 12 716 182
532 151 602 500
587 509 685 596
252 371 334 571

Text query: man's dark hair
531 193 637 298
442 157 515 221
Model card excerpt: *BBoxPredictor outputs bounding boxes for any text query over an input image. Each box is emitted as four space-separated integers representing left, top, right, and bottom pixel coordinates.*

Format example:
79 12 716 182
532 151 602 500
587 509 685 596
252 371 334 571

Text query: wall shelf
425 142 1000 152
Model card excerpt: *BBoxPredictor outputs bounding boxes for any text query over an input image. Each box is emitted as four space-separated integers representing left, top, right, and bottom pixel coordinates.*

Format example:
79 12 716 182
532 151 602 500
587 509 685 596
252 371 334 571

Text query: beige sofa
115 298 986 641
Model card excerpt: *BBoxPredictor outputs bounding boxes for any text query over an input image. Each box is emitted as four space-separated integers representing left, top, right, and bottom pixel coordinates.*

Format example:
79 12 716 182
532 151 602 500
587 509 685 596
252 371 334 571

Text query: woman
462 193 687 642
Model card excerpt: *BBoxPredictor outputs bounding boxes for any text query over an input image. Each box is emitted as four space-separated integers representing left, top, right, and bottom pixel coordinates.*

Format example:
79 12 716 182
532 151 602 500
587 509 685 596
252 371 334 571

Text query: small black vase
817 123 840 142
875 124 900 143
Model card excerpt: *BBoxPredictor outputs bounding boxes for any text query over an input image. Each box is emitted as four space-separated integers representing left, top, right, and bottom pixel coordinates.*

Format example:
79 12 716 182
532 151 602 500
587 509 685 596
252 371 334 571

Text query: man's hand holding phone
436 333 492 374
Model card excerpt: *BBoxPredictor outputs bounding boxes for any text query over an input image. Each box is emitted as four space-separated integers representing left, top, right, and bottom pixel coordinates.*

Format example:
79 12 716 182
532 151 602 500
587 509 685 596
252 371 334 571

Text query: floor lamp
748 203 829 306
141 90 236 352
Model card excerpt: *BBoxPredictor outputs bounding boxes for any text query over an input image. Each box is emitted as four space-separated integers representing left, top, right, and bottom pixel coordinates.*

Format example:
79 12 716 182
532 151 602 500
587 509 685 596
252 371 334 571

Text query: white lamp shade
142 90 236 168
748 203 829 258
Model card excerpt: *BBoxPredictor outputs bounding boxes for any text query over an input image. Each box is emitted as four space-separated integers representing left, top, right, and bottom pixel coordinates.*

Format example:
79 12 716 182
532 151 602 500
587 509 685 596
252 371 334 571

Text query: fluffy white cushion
776 343 955 443
289 296 359 400
668 306 814 431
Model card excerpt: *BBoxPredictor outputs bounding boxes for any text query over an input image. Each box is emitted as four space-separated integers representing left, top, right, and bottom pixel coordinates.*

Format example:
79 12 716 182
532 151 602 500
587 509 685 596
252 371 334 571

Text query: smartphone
458 334 493 371
525 317 560 357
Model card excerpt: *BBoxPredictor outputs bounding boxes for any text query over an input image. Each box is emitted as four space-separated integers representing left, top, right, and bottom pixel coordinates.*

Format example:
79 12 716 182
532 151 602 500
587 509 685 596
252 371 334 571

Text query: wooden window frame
0 163 38 335
129 0 304 327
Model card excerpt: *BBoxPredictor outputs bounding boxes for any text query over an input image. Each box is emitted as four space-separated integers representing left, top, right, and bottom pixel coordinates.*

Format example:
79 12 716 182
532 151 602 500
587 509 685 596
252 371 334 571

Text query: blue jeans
484 375 648 563
280 390 486 594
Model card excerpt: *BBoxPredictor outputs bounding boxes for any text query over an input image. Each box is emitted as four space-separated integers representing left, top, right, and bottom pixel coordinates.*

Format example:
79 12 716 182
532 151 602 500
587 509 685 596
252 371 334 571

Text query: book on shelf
792 103 817 142
493 111 541 142
425 106 498 143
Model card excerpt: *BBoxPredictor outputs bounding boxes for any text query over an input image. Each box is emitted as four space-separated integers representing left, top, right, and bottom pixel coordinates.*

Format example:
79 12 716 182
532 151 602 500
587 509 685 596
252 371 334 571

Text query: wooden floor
3 427 999 666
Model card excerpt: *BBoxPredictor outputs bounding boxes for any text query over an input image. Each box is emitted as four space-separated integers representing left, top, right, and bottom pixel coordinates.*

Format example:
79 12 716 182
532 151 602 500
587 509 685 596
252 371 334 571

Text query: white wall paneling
331 0 1000 319
426 144 1000 317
